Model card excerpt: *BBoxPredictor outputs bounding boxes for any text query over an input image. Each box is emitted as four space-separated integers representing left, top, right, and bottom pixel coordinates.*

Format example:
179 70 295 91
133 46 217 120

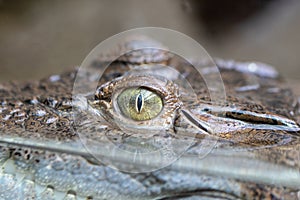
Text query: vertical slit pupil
137 93 143 113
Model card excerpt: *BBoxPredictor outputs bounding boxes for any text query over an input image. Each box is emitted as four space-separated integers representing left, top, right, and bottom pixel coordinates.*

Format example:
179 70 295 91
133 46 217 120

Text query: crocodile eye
117 88 163 121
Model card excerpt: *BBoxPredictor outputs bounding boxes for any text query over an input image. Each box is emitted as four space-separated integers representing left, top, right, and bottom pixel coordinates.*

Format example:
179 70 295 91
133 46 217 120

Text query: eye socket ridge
94 75 181 130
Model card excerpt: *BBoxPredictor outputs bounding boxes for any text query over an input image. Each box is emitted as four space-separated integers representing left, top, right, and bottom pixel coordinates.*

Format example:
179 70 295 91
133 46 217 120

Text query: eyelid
94 75 181 132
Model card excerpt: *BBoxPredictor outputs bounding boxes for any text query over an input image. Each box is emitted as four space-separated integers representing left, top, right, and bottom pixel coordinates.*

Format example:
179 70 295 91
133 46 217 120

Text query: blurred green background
0 0 299 91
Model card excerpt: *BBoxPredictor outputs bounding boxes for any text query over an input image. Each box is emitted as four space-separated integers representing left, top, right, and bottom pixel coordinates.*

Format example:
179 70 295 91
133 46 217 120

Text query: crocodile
0 37 300 199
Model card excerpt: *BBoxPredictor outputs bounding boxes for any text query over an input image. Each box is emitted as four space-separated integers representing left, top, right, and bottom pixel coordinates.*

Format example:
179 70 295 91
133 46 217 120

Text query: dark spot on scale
67 190 77 196
13 152 21 157
271 118 279 125
203 108 210 112
24 99 33 104
230 111 242 116
111 72 123 78
22 85 32 91
46 185 55 190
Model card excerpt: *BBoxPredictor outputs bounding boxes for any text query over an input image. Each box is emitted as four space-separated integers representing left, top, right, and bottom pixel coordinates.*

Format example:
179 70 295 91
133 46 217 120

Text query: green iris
117 88 163 121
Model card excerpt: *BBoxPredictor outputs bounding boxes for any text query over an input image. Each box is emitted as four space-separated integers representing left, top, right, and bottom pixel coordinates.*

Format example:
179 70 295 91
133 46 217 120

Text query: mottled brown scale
0 37 300 199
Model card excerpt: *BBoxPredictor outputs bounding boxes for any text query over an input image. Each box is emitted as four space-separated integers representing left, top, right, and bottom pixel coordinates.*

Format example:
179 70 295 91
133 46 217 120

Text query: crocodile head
0 36 300 199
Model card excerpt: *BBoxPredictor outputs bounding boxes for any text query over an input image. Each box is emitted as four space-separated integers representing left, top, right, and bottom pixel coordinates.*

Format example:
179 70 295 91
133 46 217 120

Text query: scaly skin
0 37 300 199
